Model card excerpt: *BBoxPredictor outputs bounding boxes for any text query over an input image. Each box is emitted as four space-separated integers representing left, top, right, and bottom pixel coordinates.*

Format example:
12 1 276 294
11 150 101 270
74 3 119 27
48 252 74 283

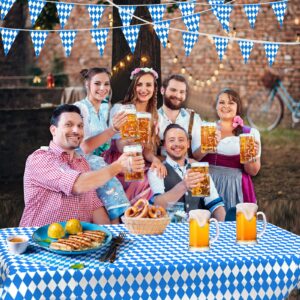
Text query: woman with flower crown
194 88 261 211
104 67 166 205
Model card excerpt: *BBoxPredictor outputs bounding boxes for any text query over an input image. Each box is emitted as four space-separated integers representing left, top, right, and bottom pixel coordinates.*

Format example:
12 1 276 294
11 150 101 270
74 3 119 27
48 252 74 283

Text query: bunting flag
87 5 106 28
118 6 136 27
243 4 260 29
153 20 170 48
30 30 48 56
56 3 74 29
28 0 46 26
215 4 234 32
147 4 166 24
208 0 223 18
271 1 288 27
238 40 254 63
264 43 280 66
182 13 200 32
213 36 229 60
0 28 19 55
1 0 16 20
90 28 109 56
59 30 77 56
182 32 198 56
122 24 140 53
178 1 196 16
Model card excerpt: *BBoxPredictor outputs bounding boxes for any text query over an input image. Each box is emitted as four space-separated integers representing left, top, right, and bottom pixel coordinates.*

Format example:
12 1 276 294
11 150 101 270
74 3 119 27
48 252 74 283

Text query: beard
164 94 184 110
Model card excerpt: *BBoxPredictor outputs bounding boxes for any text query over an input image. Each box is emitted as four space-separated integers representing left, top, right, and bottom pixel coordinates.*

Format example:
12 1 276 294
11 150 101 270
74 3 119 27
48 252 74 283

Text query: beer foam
122 104 136 114
137 112 151 119
191 162 209 168
201 121 216 127
123 144 143 153
189 209 211 227
236 203 257 221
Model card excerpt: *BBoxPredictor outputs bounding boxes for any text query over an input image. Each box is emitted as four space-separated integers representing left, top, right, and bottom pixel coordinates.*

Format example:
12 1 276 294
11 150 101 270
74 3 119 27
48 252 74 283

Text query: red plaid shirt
19 141 103 227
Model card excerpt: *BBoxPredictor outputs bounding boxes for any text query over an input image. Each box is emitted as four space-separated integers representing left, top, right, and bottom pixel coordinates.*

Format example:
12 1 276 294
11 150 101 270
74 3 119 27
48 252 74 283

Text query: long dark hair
216 88 244 136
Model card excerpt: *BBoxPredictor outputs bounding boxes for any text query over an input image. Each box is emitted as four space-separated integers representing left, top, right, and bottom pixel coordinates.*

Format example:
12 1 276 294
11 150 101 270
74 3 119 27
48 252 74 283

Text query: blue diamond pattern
28 0 46 26
0 28 19 55
30 30 48 56
118 5 136 27
215 4 234 32
59 30 77 56
56 3 74 29
122 24 140 53
213 36 229 60
271 1 288 27
182 32 199 56
90 28 109 56
178 1 196 16
208 0 223 18
182 13 200 32
148 4 166 24
0 0 15 20
243 4 260 29
87 5 106 28
238 40 254 63
153 20 170 48
264 43 280 66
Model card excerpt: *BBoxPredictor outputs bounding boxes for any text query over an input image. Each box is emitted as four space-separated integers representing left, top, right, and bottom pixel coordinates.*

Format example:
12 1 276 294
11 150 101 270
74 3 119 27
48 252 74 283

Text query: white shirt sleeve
191 112 202 152
109 103 122 140
147 169 165 195
250 127 261 157
203 175 224 212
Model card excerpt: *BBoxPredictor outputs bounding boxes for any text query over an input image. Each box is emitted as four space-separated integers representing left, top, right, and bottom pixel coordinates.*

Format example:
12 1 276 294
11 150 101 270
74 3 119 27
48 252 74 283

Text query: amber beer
120 105 139 140
189 209 219 251
240 134 255 164
236 203 267 244
123 144 144 182
190 162 210 197
201 122 217 153
137 112 151 144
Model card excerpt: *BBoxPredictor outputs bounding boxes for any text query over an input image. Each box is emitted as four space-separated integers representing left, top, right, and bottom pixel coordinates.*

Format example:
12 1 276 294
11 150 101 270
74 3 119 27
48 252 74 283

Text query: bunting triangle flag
87 5 106 28
182 13 200 32
28 0 46 26
213 36 229 60
90 28 109 56
264 43 280 66
59 30 77 56
153 20 170 48
30 30 48 56
271 1 288 27
243 4 260 29
1 0 16 20
122 24 140 53
118 5 136 27
0 28 19 55
148 4 166 24
215 4 234 32
208 0 223 18
178 1 196 16
56 3 74 29
182 32 199 56
238 40 254 63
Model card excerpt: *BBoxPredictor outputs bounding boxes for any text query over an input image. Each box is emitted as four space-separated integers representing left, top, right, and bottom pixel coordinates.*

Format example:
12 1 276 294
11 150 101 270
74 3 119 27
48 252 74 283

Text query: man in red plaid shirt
19 104 144 227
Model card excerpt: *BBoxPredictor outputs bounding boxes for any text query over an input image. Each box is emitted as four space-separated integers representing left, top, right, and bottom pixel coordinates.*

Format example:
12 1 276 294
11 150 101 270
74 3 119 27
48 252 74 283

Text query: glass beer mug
189 209 219 251
137 112 151 144
190 162 210 197
239 133 255 164
201 122 217 153
123 144 144 182
120 104 139 140
236 203 267 244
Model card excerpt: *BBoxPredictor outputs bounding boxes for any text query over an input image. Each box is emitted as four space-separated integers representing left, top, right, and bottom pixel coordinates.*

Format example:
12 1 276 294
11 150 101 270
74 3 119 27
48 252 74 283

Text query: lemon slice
65 219 82 235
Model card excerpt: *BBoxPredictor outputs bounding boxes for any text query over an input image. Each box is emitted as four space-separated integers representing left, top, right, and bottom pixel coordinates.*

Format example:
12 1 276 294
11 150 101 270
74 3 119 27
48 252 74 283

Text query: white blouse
217 127 261 157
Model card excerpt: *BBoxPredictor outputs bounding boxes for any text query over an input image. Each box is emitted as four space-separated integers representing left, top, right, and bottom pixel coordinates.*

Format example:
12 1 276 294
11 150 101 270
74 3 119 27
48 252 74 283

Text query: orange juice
236 212 257 242
189 219 209 250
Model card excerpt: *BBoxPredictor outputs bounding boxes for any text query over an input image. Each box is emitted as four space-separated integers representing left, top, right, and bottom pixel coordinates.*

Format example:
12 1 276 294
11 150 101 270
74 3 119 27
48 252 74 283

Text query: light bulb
173 56 178 64
181 67 186 74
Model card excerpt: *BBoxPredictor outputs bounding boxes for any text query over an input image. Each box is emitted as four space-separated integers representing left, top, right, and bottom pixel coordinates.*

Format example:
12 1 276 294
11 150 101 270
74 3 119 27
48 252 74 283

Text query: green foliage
35 2 59 30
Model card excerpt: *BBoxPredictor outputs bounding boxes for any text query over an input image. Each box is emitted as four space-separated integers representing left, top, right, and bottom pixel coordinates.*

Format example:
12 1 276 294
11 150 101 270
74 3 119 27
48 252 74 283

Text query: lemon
47 223 65 239
65 219 82 235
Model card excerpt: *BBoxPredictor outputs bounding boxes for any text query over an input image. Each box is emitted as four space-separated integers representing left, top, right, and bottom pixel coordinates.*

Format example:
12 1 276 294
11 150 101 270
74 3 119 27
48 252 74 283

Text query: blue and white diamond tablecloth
0 222 299 299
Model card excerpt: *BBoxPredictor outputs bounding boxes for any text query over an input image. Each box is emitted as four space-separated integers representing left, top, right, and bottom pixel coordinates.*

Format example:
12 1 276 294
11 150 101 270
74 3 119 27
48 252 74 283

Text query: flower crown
130 67 159 80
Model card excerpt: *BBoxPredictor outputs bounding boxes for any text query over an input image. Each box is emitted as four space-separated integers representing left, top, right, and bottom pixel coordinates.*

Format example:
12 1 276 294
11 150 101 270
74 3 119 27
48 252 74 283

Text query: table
0 222 299 299
60 87 86 104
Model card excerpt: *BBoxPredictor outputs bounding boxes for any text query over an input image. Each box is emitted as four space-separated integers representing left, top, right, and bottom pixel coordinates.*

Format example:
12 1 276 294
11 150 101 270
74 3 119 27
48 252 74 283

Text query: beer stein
120 104 139 140
190 162 210 197
189 209 219 251
201 122 217 153
123 144 144 182
236 203 267 244
239 133 255 164
137 112 151 144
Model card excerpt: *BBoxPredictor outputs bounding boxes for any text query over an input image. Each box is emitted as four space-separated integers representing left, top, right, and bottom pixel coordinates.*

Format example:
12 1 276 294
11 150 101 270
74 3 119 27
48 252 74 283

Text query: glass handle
209 218 219 244
257 211 267 238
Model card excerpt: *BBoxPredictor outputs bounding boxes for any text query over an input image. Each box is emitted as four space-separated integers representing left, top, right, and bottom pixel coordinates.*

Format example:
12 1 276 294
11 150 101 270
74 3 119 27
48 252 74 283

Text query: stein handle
209 218 219 244
257 211 267 238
